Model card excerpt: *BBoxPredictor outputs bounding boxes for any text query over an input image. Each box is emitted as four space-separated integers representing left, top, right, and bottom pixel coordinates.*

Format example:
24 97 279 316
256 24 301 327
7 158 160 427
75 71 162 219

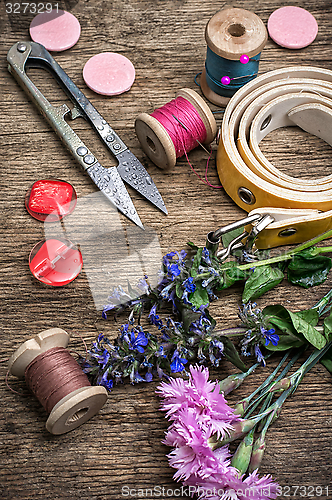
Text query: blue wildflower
183 277 196 293
169 263 181 279
102 303 116 319
99 370 114 391
133 371 146 383
156 345 167 358
170 349 188 373
148 303 163 329
165 251 177 259
255 345 266 366
208 338 224 367
160 282 174 299
261 326 279 346
95 348 110 368
137 276 150 295
202 247 212 265
126 329 149 353
156 364 169 379
189 310 212 336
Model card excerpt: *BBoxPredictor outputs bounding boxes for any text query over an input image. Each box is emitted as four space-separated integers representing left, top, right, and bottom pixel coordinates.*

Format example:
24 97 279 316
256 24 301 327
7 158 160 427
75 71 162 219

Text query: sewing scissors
7 41 168 229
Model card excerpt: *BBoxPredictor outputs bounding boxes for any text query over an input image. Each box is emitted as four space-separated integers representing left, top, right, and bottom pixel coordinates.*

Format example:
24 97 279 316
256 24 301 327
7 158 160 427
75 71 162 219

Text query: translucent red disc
29 238 83 286
25 179 77 222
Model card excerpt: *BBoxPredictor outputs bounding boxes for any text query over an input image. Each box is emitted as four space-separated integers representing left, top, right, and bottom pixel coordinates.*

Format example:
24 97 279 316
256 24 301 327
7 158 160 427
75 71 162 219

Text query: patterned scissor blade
86 162 144 229
116 149 168 215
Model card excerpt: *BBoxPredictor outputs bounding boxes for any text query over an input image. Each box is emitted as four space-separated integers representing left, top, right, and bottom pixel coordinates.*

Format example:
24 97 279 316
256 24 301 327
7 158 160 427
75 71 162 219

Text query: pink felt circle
267 6 318 49
83 53 136 96
30 10 81 52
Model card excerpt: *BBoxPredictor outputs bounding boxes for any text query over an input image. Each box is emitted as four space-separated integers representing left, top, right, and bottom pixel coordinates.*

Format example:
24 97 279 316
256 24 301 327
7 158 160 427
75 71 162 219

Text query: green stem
237 229 332 271
211 327 248 338
290 341 332 389
260 405 278 437
242 351 290 406
245 348 304 414
311 288 332 315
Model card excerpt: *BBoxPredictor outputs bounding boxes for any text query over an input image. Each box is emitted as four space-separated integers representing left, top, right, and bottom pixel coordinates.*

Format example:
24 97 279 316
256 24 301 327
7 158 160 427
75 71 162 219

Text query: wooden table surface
1 1 332 499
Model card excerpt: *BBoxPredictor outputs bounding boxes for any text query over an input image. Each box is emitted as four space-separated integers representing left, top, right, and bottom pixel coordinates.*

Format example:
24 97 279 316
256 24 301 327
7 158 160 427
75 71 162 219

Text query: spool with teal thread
200 8 268 107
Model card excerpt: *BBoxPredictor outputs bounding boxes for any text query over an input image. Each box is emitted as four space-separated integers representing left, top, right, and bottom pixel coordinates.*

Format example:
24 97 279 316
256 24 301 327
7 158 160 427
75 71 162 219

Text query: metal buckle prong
206 213 274 261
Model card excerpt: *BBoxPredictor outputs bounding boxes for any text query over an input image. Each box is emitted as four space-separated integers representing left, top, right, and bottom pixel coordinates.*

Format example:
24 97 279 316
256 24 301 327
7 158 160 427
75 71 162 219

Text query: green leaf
219 335 247 372
324 313 332 341
187 241 199 251
265 335 305 351
190 248 203 278
189 282 209 310
180 306 200 334
288 310 326 349
263 305 297 336
287 251 332 288
263 304 325 349
242 265 284 303
320 344 332 374
175 282 183 299
216 262 245 290
295 309 319 327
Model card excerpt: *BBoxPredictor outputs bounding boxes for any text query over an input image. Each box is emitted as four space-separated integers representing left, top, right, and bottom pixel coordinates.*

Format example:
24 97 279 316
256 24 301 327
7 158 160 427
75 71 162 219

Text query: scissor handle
7 42 103 172
20 41 127 157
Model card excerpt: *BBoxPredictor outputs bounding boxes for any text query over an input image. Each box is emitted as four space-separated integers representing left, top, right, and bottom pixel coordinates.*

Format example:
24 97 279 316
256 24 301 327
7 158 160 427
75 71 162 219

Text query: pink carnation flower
157 365 279 500
164 407 217 481
184 447 278 500
185 468 278 500
157 365 240 439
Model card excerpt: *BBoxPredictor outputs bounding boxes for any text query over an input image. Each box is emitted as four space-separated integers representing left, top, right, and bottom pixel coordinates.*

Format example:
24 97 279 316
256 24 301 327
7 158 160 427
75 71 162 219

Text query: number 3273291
6 3 59 14
277 485 330 497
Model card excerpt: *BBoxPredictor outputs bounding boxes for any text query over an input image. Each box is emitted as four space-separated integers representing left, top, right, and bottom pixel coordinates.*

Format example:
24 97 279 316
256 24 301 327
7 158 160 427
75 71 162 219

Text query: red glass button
29 238 83 286
25 179 77 222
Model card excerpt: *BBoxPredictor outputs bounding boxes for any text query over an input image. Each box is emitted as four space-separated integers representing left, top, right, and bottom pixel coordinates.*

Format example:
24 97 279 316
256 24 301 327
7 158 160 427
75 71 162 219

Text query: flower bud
216 418 258 447
233 399 249 417
248 434 266 473
231 431 254 474
269 377 291 393
218 374 246 395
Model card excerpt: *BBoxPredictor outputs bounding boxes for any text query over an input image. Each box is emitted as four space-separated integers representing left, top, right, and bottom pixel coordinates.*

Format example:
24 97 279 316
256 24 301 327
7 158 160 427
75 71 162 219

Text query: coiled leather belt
217 66 332 249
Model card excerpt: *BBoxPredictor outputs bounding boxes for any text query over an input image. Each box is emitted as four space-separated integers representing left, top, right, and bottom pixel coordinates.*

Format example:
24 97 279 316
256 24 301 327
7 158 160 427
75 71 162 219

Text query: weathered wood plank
1 0 332 499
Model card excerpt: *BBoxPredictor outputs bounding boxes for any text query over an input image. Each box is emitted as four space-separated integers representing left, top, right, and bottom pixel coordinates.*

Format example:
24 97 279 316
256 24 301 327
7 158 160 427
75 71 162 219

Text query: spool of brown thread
8 328 108 435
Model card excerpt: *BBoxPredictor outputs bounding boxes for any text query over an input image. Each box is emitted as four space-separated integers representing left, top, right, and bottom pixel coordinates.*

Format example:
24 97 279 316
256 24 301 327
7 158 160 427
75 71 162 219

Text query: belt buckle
206 214 274 261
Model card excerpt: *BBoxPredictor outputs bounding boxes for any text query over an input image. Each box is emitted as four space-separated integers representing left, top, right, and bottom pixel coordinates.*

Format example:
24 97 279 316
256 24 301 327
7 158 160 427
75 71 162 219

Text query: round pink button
267 6 318 49
30 10 81 52
83 53 136 96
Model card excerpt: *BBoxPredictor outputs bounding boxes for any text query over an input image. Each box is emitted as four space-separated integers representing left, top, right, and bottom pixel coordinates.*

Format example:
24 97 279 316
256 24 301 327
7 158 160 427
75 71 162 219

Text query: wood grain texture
1 0 332 499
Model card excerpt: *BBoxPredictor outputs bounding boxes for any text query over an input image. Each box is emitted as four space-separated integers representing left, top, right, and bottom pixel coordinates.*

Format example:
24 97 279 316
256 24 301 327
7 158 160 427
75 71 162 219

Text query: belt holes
260 114 272 131
278 228 297 237
238 187 256 205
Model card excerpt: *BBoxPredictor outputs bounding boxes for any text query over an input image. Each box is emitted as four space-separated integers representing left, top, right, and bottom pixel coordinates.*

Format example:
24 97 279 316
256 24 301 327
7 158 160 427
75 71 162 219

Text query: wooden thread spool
135 88 217 170
8 328 108 435
201 7 268 107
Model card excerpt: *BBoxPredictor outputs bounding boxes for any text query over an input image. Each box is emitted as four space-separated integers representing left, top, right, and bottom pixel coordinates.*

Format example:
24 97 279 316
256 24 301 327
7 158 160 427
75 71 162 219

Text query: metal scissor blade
86 163 144 230
116 149 168 215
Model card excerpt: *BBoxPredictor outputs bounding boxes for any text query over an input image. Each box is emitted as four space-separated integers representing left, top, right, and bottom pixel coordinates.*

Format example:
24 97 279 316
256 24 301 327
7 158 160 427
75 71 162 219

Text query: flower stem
244 348 305 415
211 327 248 338
237 229 332 271
311 288 332 316
236 351 290 413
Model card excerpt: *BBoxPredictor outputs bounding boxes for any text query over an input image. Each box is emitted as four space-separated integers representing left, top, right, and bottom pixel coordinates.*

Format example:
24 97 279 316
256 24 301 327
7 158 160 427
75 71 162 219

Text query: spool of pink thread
135 89 217 170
